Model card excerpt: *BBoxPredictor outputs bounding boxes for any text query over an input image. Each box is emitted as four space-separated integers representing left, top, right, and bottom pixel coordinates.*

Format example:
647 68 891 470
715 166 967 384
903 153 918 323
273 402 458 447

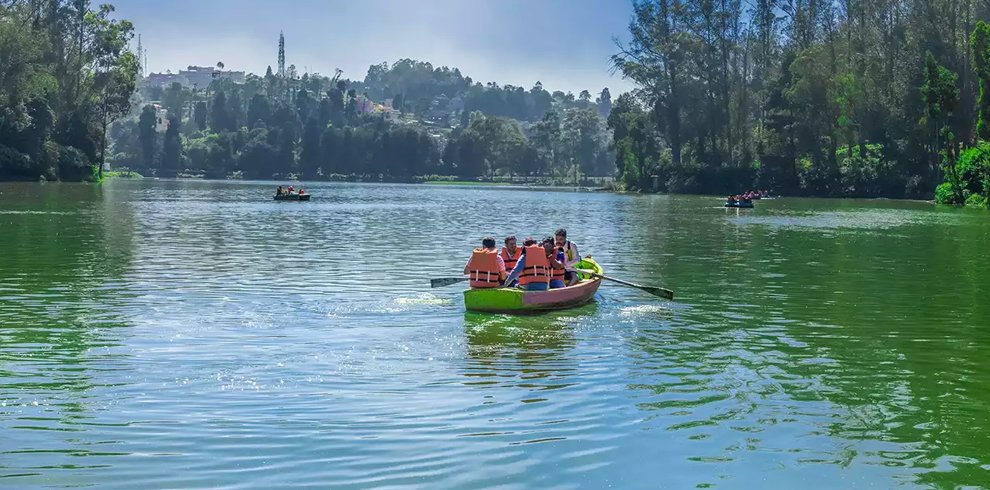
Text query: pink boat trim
520 279 601 308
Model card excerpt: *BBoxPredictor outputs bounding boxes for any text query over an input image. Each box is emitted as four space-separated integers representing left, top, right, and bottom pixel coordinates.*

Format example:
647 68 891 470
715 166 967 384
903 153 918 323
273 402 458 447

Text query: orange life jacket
468 248 501 288
518 245 550 286
500 247 521 271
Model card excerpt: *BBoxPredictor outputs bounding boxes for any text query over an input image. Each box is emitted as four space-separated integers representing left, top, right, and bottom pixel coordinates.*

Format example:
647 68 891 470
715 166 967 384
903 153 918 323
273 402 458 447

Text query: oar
431 277 469 288
576 268 674 300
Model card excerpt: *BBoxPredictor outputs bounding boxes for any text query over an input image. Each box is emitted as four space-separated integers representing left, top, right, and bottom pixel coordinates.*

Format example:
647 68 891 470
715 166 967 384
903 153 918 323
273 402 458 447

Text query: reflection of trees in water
619 196 990 484
461 305 598 394
0 183 135 420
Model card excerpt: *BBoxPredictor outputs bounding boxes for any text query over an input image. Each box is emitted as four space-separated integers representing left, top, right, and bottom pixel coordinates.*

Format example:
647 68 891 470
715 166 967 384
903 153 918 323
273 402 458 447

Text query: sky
112 0 638 96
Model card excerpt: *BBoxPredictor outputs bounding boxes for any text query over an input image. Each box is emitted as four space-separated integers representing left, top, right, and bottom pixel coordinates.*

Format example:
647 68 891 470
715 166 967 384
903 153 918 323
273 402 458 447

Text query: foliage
936 142 990 206
0 1 138 181
609 0 990 204
935 182 964 205
107 58 613 181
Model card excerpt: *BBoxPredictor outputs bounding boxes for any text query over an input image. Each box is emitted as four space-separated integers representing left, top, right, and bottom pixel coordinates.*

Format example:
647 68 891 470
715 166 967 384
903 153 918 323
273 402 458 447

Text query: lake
1 180 988 488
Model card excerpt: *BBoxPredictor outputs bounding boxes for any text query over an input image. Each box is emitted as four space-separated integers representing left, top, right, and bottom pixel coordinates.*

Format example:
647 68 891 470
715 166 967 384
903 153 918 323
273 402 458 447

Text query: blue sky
112 0 638 95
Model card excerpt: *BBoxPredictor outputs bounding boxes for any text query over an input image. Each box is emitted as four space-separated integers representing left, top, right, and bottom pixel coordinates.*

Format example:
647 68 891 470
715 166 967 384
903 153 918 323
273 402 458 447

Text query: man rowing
555 228 581 286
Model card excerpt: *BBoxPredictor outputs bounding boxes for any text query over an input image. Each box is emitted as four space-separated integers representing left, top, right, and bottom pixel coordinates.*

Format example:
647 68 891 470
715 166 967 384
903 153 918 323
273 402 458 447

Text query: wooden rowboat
274 194 311 201
463 258 603 314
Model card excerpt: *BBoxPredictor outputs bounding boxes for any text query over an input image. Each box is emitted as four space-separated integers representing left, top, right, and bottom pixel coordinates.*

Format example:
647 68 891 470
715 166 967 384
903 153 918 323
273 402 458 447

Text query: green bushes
935 182 962 205
935 142 990 207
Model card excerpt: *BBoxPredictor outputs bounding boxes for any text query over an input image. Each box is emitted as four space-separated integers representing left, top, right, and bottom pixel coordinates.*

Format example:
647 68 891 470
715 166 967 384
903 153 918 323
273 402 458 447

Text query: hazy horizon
114 0 638 96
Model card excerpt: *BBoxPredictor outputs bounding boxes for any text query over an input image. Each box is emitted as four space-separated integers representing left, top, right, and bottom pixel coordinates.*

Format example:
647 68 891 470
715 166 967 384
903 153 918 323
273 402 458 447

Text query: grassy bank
104 169 144 179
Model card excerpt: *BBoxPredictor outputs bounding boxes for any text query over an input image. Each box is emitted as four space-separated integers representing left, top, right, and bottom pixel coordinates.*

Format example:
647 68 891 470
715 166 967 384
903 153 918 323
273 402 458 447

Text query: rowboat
463 258 603 314
274 194 311 201
724 201 754 208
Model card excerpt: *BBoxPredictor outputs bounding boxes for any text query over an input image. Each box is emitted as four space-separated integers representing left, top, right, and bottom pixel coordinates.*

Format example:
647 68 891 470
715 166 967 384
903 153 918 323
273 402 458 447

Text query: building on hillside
152 104 169 133
144 72 183 88
424 95 465 127
143 65 246 89
180 65 246 88
353 94 375 114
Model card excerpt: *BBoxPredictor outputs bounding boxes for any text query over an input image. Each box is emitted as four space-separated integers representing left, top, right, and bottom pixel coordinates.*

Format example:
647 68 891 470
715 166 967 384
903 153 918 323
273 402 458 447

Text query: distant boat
274 194 311 201
724 201 754 208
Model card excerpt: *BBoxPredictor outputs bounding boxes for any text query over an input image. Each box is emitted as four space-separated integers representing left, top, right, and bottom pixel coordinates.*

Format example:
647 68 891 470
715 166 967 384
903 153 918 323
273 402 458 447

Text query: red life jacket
468 248 501 289
518 245 550 287
500 246 521 271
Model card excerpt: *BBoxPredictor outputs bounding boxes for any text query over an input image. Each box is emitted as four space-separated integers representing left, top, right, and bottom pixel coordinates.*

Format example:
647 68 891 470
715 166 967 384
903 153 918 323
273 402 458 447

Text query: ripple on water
1 183 989 488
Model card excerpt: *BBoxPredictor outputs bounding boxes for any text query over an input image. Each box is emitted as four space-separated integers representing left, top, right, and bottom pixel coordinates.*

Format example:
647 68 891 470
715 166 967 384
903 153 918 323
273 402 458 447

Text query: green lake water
1 180 989 488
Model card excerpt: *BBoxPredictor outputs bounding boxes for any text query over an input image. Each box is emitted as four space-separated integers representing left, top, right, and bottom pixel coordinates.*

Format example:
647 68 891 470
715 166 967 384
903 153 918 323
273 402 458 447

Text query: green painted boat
463 257 603 314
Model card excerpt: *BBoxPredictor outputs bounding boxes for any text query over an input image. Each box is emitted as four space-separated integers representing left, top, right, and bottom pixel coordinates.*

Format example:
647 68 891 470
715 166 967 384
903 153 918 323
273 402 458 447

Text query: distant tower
277 31 286 78
136 34 144 77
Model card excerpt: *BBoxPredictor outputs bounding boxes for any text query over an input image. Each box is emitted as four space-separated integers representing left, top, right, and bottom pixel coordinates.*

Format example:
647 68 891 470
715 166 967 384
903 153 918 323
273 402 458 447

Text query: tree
138 105 158 173
94 51 139 179
210 90 233 132
300 117 322 178
160 115 183 176
247 93 272 129
596 88 612 118
972 22 990 140
923 52 963 203
194 101 208 131
613 0 688 168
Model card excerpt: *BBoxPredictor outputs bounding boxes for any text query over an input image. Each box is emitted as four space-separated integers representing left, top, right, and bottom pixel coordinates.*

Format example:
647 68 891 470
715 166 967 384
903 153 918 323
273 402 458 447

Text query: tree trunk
99 114 108 181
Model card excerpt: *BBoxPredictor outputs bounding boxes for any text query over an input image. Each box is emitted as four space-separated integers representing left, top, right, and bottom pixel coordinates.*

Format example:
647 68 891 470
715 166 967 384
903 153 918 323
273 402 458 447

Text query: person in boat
500 235 521 287
545 237 567 289
503 237 554 291
463 236 506 289
727 195 737 204
554 228 581 287
276 186 284 196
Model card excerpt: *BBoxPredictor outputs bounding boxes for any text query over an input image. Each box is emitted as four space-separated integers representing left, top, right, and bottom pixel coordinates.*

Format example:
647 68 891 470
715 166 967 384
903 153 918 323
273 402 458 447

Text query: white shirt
561 241 580 271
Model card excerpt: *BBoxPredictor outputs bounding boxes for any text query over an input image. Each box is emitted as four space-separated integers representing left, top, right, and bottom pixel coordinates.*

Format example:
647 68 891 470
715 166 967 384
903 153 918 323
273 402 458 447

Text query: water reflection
462 307 592 398
1 181 989 488
0 183 136 482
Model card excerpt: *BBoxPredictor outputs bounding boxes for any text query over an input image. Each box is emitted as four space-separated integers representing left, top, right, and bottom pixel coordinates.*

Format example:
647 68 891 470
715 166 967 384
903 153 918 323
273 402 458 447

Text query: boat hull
274 194 311 201
463 258 603 314
724 202 754 208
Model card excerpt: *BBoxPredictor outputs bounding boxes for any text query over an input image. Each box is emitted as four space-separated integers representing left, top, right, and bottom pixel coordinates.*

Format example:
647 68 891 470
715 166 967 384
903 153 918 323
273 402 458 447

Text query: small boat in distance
724 200 753 208
274 185 310 201
463 257 603 314
274 193 311 201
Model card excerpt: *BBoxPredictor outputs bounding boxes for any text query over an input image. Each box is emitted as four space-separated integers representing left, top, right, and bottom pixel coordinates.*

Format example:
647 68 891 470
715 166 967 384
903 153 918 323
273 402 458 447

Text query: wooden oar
431 277 469 288
576 268 674 300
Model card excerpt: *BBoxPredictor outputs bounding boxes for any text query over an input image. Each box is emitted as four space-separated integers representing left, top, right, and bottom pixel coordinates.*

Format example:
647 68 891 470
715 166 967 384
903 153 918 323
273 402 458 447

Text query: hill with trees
112 56 614 182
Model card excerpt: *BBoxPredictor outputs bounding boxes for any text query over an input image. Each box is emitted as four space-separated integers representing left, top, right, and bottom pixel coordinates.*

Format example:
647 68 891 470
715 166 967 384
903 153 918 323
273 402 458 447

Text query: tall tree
138 105 158 173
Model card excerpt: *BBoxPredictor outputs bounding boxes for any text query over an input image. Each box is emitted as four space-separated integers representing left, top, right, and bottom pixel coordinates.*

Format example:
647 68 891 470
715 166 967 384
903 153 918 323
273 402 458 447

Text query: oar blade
578 268 674 300
431 277 469 288
641 286 674 300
